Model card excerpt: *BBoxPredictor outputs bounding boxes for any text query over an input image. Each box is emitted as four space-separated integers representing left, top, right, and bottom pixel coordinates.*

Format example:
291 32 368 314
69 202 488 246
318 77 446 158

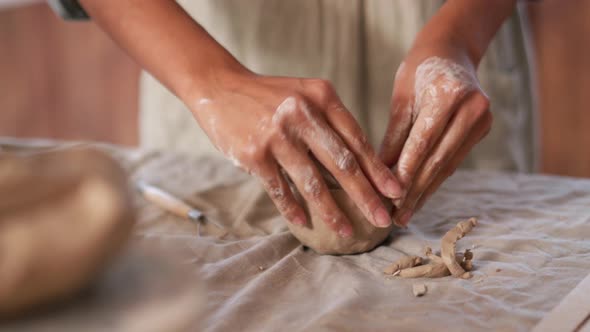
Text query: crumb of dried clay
413 283 427 297
258 266 265 271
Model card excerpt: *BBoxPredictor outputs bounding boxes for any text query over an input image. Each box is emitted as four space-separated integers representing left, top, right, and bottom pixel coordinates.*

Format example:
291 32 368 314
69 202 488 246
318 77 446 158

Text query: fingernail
398 210 413 227
338 224 354 238
374 207 392 228
392 197 404 209
293 216 306 226
384 178 403 199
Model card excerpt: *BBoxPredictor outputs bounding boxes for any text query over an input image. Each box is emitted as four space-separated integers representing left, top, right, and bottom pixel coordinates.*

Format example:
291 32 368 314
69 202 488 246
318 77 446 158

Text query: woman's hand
192 72 403 237
379 43 492 227
78 0 403 237
378 0 516 227
79 0 512 232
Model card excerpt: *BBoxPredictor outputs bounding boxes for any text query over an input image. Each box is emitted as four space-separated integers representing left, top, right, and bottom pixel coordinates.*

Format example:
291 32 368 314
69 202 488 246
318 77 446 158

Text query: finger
394 94 491 225
321 100 403 200
393 92 460 187
413 109 492 215
257 161 308 227
379 61 415 169
379 100 414 168
296 102 393 228
302 80 403 199
273 142 354 238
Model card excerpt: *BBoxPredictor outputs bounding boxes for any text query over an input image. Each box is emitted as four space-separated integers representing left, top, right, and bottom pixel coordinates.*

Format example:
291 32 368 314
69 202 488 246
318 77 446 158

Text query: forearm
79 0 248 103
416 0 517 66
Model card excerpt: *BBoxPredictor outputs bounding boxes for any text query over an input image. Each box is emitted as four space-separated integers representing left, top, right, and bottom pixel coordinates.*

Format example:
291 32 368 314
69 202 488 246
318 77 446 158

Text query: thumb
379 99 413 168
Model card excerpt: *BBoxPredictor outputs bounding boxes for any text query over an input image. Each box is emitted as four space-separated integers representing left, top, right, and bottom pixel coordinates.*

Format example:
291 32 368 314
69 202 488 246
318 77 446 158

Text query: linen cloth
2 138 588 332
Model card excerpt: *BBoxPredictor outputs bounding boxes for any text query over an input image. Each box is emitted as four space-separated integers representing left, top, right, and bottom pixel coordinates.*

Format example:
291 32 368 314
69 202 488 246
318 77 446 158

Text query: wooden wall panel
0 3 139 145
528 0 590 177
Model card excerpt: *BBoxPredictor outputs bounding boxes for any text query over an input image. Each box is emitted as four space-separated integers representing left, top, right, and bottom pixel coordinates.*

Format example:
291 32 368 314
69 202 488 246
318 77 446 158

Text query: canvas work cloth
2 138 589 332
139 0 537 173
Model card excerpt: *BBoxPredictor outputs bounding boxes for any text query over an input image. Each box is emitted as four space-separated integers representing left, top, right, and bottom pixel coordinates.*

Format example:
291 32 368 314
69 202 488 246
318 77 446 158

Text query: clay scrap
412 283 427 297
383 218 477 279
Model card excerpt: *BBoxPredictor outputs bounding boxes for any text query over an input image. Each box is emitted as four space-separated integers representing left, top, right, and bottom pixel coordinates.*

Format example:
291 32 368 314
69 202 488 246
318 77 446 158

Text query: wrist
179 60 253 110
409 32 476 73
414 0 517 67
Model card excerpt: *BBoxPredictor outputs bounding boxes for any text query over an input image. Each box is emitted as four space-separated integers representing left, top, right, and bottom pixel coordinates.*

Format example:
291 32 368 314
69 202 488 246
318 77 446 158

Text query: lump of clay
287 172 393 255
0 148 136 316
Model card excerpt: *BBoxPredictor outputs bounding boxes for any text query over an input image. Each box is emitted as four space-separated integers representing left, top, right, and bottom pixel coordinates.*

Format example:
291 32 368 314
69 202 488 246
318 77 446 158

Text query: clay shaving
383 218 477 279
383 256 423 276
412 283 427 297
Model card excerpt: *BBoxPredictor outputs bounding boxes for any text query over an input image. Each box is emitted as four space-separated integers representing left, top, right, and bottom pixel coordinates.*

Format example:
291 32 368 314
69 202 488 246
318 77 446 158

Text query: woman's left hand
379 42 493 227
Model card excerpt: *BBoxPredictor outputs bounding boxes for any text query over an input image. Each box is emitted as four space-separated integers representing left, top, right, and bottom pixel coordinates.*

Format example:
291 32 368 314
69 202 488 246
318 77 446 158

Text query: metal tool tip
188 209 205 221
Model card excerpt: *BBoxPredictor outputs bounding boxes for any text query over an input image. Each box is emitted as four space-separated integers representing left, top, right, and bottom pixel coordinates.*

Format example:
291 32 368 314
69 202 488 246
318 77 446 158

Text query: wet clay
288 173 393 255
0 148 135 316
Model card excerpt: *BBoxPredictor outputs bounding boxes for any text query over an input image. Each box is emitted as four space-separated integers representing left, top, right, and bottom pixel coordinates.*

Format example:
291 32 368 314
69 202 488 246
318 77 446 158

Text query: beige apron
139 0 536 172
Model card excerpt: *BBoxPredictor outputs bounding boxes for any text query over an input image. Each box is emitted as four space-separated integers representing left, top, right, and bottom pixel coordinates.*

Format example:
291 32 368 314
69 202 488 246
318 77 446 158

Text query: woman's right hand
189 72 403 238
76 0 402 238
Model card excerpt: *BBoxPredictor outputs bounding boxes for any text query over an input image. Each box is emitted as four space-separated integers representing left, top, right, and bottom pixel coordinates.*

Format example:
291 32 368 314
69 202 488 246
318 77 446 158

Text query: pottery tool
135 181 231 237
135 181 206 221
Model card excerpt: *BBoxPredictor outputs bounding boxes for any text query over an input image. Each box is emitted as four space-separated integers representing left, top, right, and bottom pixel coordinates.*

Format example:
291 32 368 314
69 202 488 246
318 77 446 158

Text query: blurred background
0 0 589 177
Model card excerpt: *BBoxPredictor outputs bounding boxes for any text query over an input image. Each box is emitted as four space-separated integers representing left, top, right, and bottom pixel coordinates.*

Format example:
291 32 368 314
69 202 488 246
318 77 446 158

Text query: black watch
47 0 90 21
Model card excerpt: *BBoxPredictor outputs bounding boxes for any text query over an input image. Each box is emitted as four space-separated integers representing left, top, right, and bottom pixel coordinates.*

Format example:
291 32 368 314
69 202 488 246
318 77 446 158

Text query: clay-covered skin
288 188 393 255
0 148 135 316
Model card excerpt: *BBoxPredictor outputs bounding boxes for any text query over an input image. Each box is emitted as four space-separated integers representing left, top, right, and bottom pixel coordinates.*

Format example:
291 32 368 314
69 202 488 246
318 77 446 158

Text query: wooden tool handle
136 182 200 220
